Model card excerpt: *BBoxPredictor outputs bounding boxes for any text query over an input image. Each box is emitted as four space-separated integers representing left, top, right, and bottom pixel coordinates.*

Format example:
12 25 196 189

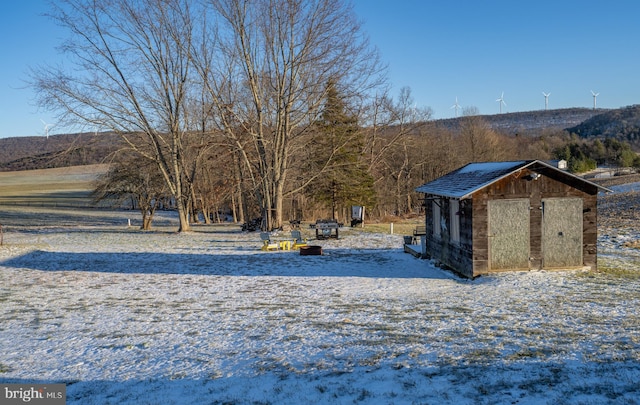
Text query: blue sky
353 0 640 119
1 1 639 138
0 1 63 138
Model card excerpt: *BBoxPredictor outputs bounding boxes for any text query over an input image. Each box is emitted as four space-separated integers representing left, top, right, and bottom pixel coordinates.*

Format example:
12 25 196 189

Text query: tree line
89 109 587 230
553 136 640 173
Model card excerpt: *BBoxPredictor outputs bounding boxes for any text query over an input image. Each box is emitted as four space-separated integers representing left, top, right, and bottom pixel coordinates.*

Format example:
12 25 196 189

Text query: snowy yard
0 202 639 404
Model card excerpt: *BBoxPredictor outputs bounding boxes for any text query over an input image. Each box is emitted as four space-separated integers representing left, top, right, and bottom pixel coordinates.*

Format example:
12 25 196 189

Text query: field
0 165 108 208
1 167 640 404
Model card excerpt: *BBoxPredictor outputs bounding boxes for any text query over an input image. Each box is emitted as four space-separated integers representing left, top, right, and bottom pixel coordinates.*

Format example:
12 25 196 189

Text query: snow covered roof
415 160 611 199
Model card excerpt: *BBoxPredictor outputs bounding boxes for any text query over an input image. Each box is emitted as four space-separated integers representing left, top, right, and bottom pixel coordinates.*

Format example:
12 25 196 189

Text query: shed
415 160 611 278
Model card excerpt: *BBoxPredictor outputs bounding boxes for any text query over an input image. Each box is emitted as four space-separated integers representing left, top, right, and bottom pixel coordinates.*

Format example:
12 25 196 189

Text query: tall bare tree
362 87 432 216
198 0 385 230
31 0 201 231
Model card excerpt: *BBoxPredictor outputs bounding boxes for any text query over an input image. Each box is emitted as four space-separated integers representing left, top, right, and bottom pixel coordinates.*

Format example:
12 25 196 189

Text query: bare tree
92 153 169 230
362 88 432 175
197 0 385 230
31 0 202 231
362 87 432 216
458 115 515 162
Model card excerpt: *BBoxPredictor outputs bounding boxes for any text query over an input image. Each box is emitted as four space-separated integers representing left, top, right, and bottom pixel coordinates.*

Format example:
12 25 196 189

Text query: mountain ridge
432 107 601 134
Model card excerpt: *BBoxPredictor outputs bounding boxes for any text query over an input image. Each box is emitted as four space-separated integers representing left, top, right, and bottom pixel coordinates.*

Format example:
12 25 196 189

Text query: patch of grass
622 239 640 249
356 388 372 402
0 291 11 303
465 347 502 362
446 306 474 314
506 349 540 360
578 264 640 280
358 351 387 367
358 222 420 236
0 362 13 373
170 371 187 380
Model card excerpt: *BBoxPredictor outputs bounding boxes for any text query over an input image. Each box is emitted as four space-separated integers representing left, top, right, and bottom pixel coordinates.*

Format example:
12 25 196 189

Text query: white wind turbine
542 92 551 110
496 92 507 113
591 90 600 110
450 97 461 117
40 119 54 139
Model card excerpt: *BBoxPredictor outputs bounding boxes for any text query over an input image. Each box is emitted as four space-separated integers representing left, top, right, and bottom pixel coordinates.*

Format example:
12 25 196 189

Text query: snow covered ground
0 204 639 404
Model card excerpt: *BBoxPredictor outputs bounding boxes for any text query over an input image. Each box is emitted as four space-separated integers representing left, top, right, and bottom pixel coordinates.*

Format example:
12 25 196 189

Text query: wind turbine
450 97 461 117
542 92 551 110
40 119 54 139
591 90 599 111
496 92 507 114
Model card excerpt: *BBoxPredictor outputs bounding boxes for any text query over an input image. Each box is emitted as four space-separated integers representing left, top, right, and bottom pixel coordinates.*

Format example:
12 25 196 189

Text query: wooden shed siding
583 193 598 270
459 200 474 252
422 195 474 278
529 182 543 270
471 193 489 275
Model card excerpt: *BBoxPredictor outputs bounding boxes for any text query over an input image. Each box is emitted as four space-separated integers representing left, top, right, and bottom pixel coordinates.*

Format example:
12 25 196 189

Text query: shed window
450 199 460 244
432 200 441 238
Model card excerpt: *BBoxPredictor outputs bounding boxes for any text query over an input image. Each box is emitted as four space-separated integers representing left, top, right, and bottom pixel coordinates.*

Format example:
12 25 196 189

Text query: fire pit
299 245 322 256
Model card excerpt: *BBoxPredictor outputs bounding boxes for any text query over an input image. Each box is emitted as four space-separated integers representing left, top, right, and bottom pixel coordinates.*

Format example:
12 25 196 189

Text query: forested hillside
0 132 121 171
566 105 640 145
434 108 599 134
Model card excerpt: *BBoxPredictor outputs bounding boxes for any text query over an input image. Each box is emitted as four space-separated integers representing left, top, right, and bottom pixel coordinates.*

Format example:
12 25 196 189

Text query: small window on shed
450 199 460 244
432 200 441 238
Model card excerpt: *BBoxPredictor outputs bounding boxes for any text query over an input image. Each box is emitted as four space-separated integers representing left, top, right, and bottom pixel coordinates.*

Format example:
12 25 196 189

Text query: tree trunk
142 215 153 231
202 205 211 224
176 203 190 232
275 178 285 229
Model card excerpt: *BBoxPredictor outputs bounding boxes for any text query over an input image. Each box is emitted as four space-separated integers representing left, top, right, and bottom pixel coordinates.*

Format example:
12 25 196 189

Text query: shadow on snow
4 359 640 404
0 249 453 279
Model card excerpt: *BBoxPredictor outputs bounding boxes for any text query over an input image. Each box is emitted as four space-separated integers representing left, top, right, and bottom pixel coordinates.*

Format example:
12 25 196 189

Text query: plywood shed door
488 199 530 270
541 198 583 268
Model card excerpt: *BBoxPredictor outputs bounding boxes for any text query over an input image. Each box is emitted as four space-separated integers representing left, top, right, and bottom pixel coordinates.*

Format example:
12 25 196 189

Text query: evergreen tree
309 80 376 220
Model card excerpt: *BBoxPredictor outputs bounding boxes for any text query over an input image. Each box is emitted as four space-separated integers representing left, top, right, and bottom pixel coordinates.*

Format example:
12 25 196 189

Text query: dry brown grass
0 165 108 207
598 189 640 230
358 222 421 236
622 240 640 249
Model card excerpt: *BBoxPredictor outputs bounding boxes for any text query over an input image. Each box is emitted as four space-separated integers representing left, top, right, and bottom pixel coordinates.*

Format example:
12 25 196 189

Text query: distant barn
415 160 611 278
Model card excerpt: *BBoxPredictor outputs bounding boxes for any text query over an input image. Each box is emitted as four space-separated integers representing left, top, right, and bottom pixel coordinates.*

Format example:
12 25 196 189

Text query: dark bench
410 225 426 244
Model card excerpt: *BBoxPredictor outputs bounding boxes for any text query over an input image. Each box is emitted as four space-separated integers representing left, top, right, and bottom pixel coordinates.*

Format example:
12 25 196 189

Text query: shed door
542 198 583 268
488 199 530 270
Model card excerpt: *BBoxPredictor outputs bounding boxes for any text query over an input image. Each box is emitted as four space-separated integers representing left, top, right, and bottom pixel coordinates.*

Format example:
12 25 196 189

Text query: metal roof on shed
415 160 610 199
